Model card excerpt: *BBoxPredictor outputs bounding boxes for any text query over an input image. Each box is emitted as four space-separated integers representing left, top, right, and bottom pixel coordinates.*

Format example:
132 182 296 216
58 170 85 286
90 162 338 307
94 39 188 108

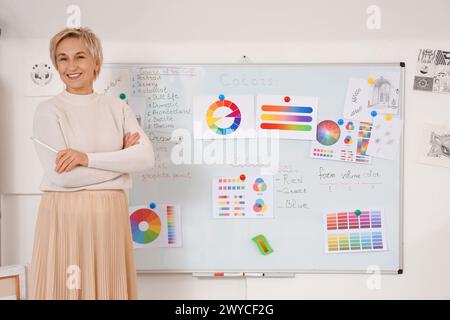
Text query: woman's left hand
55 149 88 173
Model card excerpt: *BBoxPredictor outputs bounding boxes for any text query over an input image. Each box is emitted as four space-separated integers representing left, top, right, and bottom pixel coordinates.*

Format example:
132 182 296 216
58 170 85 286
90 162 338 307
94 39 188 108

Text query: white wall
1 0 450 299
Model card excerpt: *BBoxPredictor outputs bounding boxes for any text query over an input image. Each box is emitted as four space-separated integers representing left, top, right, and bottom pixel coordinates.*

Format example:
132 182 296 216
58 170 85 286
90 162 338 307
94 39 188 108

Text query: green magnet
252 234 273 255
355 209 362 216
119 93 127 100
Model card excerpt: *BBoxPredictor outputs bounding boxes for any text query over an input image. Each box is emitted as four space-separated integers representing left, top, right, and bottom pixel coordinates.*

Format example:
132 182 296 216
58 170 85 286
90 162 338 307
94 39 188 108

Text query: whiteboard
98 63 404 274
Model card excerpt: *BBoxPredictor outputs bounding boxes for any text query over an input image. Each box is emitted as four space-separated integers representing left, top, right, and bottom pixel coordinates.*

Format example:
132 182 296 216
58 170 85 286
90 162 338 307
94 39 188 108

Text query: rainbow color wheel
130 208 161 244
253 178 267 192
253 199 267 213
345 121 355 130
316 120 341 146
206 99 241 135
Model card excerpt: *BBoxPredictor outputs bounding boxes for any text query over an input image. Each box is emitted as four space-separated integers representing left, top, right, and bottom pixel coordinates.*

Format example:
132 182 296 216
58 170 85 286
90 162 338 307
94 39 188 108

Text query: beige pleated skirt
29 190 138 300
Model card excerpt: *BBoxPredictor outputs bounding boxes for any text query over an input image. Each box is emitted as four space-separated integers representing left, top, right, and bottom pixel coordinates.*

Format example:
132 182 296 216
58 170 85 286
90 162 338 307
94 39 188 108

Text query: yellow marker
385 114 392 121
368 77 375 85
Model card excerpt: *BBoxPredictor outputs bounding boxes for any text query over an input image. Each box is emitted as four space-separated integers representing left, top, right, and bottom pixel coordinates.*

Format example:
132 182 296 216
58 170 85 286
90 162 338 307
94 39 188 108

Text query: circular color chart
316 120 341 146
345 121 355 130
344 135 353 144
253 199 267 213
130 208 162 244
206 99 241 135
253 178 267 192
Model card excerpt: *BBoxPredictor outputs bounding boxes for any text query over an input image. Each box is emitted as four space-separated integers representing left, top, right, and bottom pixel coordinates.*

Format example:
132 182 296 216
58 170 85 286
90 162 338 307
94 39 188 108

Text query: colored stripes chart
257 95 318 140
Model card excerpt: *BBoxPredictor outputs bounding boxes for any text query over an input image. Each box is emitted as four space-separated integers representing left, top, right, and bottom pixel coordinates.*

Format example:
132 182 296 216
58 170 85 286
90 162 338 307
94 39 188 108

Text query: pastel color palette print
324 209 386 253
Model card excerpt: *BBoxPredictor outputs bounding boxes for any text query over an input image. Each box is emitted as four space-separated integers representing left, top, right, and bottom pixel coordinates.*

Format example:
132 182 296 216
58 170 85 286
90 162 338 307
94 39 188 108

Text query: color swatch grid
325 209 386 253
312 148 334 158
212 175 274 219
215 178 246 217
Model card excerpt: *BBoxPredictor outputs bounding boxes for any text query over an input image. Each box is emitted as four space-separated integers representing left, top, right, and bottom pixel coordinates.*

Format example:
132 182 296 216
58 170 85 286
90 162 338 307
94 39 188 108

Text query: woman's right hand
123 132 141 149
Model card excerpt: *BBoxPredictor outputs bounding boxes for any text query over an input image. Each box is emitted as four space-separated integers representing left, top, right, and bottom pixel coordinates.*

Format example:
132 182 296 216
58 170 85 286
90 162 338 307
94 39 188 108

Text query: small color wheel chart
130 208 162 244
253 199 267 213
206 98 242 135
253 177 267 192
344 135 353 144
316 120 341 146
345 121 355 130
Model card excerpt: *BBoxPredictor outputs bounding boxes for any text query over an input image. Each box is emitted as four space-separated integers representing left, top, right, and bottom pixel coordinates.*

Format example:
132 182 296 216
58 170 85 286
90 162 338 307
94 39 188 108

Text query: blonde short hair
49 27 103 79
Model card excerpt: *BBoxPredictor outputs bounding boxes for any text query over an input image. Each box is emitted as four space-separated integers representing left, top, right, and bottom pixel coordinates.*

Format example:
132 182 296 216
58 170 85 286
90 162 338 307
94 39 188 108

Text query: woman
29 27 154 299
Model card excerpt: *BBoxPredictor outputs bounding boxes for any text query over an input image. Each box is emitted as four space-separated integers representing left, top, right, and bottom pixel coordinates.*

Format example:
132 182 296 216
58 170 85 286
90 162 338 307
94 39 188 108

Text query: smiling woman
50 28 102 95
29 28 155 300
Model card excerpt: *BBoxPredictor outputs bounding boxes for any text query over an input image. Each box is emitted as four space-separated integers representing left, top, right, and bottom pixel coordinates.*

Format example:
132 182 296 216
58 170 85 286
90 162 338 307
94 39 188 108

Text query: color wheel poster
193 95 255 139
212 174 274 219
256 95 318 140
129 203 182 248
310 119 372 164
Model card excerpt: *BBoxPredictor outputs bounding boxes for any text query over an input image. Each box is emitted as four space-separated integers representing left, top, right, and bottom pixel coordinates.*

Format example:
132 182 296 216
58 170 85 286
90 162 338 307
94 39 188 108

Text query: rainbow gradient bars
257 95 318 140
325 209 386 253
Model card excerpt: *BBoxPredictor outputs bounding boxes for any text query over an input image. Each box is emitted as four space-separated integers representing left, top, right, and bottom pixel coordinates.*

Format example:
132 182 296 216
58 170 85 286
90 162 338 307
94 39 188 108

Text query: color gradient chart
193 95 255 139
212 174 274 219
167 205 176 245
129 204 182 248
324 209 386 253
355 121 373 164
257 95 318 140
310 119 373 164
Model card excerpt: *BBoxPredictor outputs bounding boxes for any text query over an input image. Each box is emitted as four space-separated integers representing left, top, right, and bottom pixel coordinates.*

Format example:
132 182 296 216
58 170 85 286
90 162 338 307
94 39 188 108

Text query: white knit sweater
33 90 154 191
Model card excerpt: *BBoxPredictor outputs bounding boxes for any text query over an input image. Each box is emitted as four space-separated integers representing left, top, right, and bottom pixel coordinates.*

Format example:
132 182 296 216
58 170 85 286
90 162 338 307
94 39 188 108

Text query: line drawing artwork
414 49 450 93
428 131 450 159
419 124 450 169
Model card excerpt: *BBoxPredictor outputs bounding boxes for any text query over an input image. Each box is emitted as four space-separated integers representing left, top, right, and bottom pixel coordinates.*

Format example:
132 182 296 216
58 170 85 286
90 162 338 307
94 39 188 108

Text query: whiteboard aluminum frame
102 62 405 275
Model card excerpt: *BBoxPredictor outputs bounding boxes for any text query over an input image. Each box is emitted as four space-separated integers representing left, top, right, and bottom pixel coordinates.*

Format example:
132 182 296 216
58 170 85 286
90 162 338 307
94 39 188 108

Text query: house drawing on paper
370 76 392 108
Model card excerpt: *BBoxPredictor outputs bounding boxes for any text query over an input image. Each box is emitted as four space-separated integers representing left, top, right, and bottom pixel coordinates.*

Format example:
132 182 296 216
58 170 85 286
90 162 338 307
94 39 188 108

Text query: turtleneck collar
59 89 98 105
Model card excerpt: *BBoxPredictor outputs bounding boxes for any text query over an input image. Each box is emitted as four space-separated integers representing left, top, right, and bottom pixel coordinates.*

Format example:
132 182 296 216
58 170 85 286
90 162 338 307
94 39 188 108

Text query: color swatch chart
324 209 386 253
167 205 177 245
212 174 274 219
129 203 182 248
257 95 318 140
310 119 372 164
